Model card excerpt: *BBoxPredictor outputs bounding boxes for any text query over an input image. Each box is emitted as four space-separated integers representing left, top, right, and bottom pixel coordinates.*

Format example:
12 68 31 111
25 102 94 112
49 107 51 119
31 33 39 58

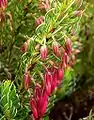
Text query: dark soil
49 88 94 120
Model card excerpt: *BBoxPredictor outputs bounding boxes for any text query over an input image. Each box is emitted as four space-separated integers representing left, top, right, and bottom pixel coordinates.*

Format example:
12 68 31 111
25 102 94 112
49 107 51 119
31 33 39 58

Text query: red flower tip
30 86 48 120
40 45 48 60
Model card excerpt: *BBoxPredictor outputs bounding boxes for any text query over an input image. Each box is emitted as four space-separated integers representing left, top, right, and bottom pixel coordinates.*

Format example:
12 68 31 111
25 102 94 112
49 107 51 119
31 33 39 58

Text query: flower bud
65 38 72 55
40 45 48 60
52 41 60 57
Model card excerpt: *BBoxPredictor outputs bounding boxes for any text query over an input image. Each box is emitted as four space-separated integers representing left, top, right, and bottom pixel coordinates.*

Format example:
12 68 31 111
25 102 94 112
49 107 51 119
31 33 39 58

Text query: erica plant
21 0 83 119
0 0 83 120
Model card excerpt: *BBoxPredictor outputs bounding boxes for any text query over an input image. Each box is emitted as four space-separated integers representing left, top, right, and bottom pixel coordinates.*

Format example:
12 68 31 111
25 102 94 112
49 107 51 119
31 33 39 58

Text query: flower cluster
28 38 72 120
40 38 72 67
30 85 48 120
29 67 64 120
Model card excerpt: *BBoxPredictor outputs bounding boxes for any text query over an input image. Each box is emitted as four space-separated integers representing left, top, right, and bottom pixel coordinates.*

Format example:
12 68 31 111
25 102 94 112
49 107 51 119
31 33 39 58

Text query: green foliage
74 1 94 88
0 80 19 120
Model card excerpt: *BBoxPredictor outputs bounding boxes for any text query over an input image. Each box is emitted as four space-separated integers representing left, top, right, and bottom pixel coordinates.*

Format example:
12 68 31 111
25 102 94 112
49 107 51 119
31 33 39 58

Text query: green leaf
0 81 20 119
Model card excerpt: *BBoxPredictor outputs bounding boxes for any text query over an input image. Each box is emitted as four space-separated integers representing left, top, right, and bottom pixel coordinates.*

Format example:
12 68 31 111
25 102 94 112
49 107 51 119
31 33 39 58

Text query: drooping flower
61 52 69 68
40 45 48 60
30 97 38 120
38 91 48 117
52 41 60 57
51 69 58 93
44 71 52 96
30 86 48 120
24 69 30 90
65 38 72 55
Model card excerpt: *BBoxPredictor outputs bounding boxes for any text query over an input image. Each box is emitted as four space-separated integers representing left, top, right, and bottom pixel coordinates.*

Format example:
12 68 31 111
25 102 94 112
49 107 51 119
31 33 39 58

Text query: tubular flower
30 98 38 120
44 72 52 96
40 45 48 60
30 86 48 120
0 0 7 9
24 70 30 90
61 52 69 68
57 68 64 85
65 38 72 55
51 69 58 93
45 67 64 94
52 41 60 57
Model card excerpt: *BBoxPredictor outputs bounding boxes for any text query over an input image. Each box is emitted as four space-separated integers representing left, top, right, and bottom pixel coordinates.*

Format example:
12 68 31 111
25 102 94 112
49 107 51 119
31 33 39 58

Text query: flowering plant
0 0 83 120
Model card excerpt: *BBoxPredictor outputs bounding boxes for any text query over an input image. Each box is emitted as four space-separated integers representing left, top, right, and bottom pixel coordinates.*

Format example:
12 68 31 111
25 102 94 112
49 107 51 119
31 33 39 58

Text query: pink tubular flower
51 69 58 93
38 91 48 117
30 98 38 120
52 41 60 57
61 52 69 68
24 70 30 90
30 86 48 120
65 38 72 55
57 68 64 84
40 45 48 60
35 16 44 26
44 71 52 96
0 0 7 9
